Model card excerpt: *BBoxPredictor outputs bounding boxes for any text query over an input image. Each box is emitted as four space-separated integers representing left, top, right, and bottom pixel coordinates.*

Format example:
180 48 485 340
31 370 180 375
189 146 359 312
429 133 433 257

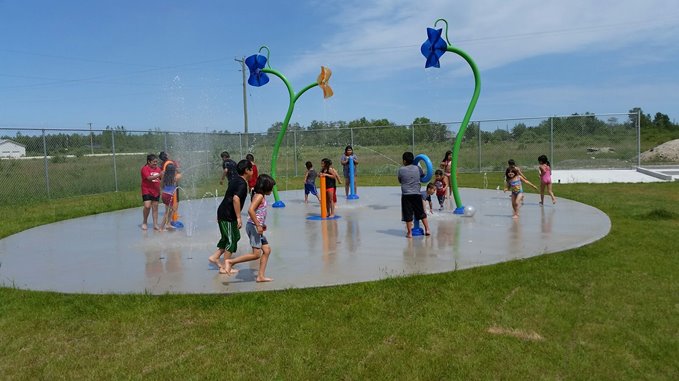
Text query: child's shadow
231 268 257 283
377 229 410 237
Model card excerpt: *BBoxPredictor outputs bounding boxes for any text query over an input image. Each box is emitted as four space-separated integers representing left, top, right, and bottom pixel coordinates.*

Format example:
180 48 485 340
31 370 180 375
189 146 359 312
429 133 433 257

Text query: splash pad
0 187 609 294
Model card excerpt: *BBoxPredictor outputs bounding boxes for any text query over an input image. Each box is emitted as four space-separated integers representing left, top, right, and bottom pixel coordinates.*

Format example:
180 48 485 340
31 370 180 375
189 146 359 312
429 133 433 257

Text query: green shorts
216 220 240 253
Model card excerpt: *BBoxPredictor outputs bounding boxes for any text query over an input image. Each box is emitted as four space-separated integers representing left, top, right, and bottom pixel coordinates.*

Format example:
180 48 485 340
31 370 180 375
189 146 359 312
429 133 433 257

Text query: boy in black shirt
220 151 239 185
209 159 253 273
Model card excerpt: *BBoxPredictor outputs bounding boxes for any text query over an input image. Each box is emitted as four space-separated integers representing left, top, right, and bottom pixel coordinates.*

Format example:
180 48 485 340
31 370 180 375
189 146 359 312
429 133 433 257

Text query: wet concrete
0 187 610 294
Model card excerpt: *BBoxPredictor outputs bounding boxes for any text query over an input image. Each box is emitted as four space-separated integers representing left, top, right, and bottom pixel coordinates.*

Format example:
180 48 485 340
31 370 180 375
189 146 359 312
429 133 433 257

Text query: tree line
3 108 677 156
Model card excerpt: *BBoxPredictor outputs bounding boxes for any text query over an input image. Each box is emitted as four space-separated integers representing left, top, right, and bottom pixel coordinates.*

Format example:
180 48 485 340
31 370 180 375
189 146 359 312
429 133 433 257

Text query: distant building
0 139 26 158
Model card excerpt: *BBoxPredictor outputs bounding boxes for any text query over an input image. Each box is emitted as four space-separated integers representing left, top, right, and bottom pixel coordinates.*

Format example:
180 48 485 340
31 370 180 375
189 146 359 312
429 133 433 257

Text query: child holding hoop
340 145 358 197
399 151 431 237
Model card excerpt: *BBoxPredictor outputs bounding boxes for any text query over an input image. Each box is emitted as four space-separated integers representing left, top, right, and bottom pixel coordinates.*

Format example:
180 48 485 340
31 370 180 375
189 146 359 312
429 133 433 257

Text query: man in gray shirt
398 151 431 238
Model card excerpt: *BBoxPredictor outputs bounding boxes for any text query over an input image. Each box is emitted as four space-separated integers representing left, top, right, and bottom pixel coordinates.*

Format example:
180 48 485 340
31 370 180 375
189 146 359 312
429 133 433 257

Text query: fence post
636 110 641 167
550 117 554 168
164 132 168 152
112 131 119 192
293 129 298 177
42 129 50 199
205 132 210 179
239 133 243 159
350 127 354 147
411 125 415 154
477 121 482 173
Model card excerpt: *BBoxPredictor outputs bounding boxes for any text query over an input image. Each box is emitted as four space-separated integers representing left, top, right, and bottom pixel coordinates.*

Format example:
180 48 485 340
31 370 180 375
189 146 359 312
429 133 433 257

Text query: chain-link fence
1 112 651 205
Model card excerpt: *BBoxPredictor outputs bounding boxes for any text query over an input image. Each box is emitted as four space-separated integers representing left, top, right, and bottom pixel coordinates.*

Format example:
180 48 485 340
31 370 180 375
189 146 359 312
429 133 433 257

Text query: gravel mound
640 139 679 162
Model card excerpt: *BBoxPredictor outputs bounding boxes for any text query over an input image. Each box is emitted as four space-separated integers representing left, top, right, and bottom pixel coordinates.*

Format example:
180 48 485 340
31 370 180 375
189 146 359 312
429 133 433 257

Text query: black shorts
142 194 159 202
401 194 426 222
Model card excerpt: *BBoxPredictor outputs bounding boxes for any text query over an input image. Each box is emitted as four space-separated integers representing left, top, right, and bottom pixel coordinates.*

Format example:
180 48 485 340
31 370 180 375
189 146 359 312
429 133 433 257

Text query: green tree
652 112 671 129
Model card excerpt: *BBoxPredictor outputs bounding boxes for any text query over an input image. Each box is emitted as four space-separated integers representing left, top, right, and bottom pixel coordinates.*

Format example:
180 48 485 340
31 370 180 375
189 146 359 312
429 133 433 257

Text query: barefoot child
140 154 161 231
160 164 182 231
303 161 320 204
538 154 557 205
433 169 448 210
223 174 276 282
208 160 253 272
422 183 436 214
504 166 538 218
319 158 342 218
398 151 431 237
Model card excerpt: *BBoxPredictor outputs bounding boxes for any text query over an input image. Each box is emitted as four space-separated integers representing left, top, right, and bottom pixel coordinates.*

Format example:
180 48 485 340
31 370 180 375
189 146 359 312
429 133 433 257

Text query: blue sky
1 0 678 133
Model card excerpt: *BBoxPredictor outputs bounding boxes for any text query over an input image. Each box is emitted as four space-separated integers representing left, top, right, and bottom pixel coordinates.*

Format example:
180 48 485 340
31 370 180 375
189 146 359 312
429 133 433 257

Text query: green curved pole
447 46 481 213
262 67 319 206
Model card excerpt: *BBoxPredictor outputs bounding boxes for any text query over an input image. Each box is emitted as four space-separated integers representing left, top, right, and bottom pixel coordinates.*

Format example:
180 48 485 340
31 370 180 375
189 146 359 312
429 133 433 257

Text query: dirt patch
640 139 679 162
487 326 544 341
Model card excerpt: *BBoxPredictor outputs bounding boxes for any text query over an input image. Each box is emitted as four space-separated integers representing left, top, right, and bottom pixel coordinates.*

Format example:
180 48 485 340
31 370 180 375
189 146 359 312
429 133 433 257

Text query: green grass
0 176 678 380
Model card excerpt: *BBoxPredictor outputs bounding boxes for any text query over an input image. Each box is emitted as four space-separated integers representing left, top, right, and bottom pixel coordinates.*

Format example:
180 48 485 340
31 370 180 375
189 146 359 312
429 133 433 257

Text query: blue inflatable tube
413 154 433 183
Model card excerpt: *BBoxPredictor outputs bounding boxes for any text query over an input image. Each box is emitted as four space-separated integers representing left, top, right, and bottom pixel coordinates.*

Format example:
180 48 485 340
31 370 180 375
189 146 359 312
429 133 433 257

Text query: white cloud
285 0 679 79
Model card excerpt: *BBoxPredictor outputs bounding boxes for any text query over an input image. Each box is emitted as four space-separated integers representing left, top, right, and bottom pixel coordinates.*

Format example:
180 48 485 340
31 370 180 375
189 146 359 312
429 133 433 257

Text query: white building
0 139 26 158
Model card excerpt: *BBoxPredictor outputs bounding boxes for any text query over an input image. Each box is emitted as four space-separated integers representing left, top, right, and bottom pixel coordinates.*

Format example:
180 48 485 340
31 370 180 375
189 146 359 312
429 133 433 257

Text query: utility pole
88 122 94 155
234 57 249 151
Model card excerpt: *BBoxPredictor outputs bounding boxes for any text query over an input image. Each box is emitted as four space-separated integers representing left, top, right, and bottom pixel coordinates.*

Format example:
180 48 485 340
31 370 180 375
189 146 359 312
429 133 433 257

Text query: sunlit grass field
0 174 677 380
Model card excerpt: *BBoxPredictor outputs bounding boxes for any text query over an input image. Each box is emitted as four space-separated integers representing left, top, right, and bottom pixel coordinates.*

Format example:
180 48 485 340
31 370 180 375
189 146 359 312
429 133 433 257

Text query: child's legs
540 182 546 203
162 202 173 226
515 193 524 214
421 217 430 233
151 201 159 226
142 200 152 222
547 183 556 200
257 244 272 280
230 247 262 266
511 194 519 214
229 224 264 269
405 220 413 235
326 189 335 215
213 220 238 262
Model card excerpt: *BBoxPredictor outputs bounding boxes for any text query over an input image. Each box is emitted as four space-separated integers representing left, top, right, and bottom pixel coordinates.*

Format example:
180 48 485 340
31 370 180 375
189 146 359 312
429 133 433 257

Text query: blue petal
421 27 447 68
245 54 267 71
427 27 443 44
248 72 269 87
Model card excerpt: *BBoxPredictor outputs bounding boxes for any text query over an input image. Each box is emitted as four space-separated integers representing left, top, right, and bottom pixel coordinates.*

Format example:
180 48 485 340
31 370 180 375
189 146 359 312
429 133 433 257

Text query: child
398 151 430 237
208 159 253 273
223 174 276 282
320 158 342 218
507 158 524 177
220 151 238 185
538 155 557 205
340 145 358 197
504 166 538 219
160 164 182 231
303 161 320 204
140 154 162 231
246 153 259 196
433 169 448 210
440 150 452 197
422 183 436 214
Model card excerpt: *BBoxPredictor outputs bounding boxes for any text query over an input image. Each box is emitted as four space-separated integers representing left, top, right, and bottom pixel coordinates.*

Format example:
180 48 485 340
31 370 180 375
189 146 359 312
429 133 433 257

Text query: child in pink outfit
538 155 556 205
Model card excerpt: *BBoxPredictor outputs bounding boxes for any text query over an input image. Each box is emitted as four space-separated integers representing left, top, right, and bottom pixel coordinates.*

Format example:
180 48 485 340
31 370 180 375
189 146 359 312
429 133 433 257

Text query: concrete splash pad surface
0 187 610 294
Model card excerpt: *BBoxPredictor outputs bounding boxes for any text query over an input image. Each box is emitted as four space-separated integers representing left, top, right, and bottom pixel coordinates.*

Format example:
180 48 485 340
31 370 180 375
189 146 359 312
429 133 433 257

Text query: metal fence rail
1 112 652 204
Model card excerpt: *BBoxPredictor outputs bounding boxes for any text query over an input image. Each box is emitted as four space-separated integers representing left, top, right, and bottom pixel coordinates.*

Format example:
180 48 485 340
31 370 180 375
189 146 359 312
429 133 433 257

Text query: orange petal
317 66 332 85
320 84 333 99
